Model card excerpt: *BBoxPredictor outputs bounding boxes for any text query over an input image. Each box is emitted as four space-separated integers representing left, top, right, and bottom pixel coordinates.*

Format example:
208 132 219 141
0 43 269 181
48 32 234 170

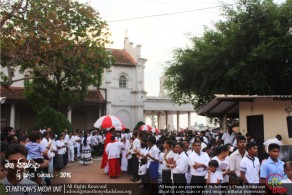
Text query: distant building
199 95 292 160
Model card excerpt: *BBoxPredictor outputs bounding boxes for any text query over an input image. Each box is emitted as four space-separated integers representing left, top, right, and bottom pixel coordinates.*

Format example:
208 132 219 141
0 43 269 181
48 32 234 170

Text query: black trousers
127 158 133 175
132 154 139 180
191 175 205 193
190 175 205 184
74 147 77 159
162 169 172 184
63 150 68 166
173 173 186 184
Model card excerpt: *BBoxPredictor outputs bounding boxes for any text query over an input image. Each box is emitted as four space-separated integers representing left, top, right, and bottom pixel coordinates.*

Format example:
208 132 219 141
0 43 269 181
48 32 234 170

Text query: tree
34 107 73 134
164 0 292 111
0 0 30 86
1 0 113 112
134 121 145 131
0 0 29 28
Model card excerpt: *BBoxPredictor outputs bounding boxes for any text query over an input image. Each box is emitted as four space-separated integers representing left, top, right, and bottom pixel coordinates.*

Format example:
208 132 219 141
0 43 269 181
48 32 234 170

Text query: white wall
239 98 292 144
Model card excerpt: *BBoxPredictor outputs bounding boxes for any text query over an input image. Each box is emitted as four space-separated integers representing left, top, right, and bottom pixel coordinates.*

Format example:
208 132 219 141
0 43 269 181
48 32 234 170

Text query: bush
134 121 145 131
35 107 73 134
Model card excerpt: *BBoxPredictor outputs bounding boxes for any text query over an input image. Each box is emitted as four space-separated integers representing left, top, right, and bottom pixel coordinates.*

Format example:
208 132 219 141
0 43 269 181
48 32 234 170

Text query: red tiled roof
84 90 105 103
0 87 104 103
111 49 136 65
0 87 26 101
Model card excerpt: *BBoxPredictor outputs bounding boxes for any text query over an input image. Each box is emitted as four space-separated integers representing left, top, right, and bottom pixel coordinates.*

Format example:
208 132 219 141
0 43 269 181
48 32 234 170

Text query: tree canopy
164 0 292 111
1 0 113 112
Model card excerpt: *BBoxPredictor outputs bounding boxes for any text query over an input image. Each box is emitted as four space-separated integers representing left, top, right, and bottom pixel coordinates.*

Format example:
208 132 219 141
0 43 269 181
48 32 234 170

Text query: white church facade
98 37 147 129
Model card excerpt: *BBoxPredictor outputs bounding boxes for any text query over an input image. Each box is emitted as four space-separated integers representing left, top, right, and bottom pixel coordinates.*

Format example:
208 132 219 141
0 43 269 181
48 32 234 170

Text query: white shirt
133 138 141 153
56 140 65 154
91 135 99 145
74 135 81 147
229 149 248 177
40 138 51 148
162 150 176 170
40 137 54 159
240 155 260 183
155 135 161 141
121 133 128 140
212 156 230 183
281 178 292 183
188 151 210 176
105 141 123 159
97 135 103 144
203 136 209 144
68 136 75 148
50 139 57 158
64 134 69 144
205 170 223 183
147 145 160 167
263 138 282 152
139 147 148 159
173 152 188 174
139 164 147 175
221 132 236 144
126 143 133 159
40 129 46 134
201 142 207 150
232 139 237 147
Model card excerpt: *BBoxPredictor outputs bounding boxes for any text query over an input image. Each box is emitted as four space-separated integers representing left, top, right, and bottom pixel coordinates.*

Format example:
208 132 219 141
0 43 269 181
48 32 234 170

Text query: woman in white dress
211 144 231 184
120 136 129 172
79 131 93 165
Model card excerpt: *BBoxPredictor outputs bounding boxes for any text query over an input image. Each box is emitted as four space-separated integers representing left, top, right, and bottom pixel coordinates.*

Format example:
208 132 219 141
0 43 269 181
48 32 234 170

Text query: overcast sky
81 0 224 95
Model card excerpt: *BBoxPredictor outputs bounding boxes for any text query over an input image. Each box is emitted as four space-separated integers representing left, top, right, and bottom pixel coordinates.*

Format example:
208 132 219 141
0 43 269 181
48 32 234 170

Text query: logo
266 174 287 194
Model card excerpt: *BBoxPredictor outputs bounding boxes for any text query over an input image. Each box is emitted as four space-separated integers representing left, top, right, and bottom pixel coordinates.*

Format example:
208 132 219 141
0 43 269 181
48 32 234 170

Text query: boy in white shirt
240 141 260 184
146 136 160 183
205 160 223 184
138 158 148 193
67 133 75 162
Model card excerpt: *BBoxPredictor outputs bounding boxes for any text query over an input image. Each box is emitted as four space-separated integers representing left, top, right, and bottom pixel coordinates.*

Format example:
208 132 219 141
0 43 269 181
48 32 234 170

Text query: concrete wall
239 98 292 144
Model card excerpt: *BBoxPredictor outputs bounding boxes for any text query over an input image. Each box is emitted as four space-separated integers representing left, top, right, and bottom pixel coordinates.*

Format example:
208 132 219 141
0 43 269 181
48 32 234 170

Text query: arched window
119 75 127 88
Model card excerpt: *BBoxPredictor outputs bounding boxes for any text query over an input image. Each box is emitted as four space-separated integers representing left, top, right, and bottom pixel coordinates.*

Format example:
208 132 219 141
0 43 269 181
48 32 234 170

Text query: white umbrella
94 115 122 129
115 124 126 131
151 127 160 134
139 124 152 131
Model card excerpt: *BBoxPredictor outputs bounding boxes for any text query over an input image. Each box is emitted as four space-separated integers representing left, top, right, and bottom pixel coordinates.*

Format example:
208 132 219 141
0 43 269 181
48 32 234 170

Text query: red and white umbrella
94 115 122 129
139 124 152 131
115 124 126 131
151 127 160 134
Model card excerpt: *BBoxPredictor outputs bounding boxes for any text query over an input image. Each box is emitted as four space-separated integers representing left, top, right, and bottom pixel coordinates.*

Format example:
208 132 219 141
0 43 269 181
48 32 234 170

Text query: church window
119 75 127 88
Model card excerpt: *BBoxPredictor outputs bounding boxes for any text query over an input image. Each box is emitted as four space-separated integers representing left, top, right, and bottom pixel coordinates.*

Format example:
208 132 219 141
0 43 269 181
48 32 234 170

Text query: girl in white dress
79 131 92 165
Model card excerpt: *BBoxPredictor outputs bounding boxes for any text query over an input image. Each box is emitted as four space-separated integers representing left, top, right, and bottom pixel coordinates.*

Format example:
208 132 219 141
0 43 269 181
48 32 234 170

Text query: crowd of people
100 126 292 194
0 126 105 190
0 125 291 194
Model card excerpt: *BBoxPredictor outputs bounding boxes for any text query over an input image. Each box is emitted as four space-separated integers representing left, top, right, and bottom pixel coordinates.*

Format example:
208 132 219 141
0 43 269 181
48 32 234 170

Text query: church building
1 37 195 131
